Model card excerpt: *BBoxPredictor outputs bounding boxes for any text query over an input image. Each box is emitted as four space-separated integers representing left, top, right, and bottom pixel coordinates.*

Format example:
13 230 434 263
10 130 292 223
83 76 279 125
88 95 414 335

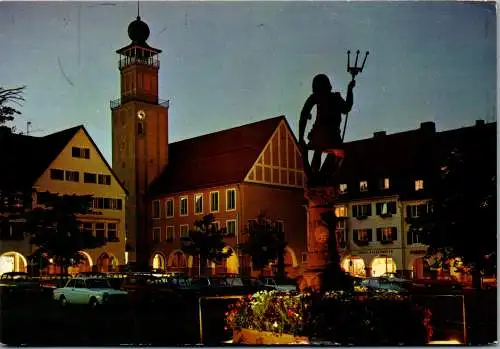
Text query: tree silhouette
408 128 496 289
180 214 232 276
0 86 26 128
238 212 287 280
23 191 106 276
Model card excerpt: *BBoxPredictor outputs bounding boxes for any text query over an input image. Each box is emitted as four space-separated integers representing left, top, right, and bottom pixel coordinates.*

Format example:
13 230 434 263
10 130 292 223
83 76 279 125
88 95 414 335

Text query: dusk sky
0 1 496 163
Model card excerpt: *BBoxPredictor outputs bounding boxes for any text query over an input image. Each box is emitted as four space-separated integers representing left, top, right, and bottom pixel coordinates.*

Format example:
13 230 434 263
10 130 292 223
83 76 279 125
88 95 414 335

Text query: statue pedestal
298 186 337 292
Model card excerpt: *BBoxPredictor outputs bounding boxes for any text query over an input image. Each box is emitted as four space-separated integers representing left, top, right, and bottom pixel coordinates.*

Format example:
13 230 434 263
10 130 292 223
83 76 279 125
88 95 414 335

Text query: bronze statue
299 74 355 185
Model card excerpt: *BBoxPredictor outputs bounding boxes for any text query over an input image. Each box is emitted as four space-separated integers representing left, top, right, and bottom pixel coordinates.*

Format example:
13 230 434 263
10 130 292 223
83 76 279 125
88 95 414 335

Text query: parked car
261 278 297 292
53 277 128 308
411 277 463 292
120 274 178 306
361 277 409 292
0 272 41 304
242 278 275 293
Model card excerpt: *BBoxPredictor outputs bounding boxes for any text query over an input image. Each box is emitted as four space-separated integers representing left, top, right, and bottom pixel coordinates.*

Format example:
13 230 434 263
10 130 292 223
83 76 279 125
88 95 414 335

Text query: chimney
373 131 386 138
476 119 485 127
420 121 436 133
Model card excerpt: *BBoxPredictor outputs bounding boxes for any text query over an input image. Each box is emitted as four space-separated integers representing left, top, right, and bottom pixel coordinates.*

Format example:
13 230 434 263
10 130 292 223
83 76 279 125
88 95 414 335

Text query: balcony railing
118 57 160 70
110 96 170 110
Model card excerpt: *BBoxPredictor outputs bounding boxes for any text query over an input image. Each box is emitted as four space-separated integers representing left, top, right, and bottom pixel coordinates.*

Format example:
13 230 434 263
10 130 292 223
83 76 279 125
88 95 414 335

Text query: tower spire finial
137 0 140 18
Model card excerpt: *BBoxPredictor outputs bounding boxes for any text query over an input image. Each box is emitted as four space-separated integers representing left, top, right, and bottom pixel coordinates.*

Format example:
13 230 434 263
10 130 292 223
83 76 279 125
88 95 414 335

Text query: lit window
194 194 203 214
165 199 174 218
339 183 347 194
180 224 189 238
210 192 219 212
360 181 368 192
377 227 395 242
353 229 371 241
226 189 236 211
383 178 390 189
152 200 160 219
226 220 237 236
180 197 188 216
166 226 174 242
334 205 348 217
415 179 424 191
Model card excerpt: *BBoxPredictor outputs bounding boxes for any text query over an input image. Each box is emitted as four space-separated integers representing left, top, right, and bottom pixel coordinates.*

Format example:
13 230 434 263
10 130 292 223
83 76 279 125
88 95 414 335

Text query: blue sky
0 1 496 163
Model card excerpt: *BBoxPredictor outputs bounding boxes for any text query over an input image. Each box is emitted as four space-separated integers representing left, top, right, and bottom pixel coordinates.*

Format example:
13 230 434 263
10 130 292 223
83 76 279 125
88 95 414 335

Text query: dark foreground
0 289 496 346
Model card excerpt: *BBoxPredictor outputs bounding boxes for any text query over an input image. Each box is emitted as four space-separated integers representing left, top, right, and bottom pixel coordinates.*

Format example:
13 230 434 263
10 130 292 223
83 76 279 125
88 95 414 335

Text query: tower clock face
137 110 146 120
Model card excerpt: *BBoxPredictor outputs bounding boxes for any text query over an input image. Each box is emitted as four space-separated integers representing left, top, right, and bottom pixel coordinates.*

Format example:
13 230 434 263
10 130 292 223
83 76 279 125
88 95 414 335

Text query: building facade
0 126 127 275
333 120 496 280
147 117 308 277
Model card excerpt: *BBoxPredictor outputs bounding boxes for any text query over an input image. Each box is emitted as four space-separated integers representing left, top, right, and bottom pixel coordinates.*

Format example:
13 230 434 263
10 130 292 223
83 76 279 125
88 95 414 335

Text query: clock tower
110 14 169 268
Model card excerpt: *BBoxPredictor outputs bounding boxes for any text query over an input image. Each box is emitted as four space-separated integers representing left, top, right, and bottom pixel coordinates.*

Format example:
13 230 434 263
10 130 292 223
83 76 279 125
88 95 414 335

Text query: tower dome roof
128 16 150 44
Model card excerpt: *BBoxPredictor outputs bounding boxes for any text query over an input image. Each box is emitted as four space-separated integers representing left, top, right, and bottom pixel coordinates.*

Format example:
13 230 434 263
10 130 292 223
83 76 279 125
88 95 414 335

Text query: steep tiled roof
335 120 496 201
148 116 286 195
0 125 128 195
0 126 81 190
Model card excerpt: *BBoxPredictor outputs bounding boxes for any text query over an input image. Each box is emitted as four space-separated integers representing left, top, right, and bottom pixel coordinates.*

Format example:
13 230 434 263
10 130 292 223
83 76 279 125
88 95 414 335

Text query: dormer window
382 178 390 190
359 181 368 192
415 179 424 191
339 184 347 194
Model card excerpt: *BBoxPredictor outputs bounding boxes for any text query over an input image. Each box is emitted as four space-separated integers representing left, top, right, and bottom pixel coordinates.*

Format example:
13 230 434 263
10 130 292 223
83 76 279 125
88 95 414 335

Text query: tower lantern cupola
114 15 163 105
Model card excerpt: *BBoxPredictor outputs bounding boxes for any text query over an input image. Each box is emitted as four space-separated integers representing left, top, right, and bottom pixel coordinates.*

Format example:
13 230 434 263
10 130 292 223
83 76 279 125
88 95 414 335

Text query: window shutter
376 228 382 241
407 229 413 245
406 206 411 218
353 229 358 241
352 205 358 217
367 228 373 241
391 227 398 241
389 202 397 214
376 203 381 216
367 204 372 216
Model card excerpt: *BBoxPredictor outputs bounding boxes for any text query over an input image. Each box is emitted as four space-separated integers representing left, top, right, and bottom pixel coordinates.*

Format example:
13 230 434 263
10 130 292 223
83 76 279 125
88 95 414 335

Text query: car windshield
87 279 111 289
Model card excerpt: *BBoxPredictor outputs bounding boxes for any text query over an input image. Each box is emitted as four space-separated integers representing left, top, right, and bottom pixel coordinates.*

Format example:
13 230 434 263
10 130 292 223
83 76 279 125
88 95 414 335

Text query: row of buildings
0 13 495 280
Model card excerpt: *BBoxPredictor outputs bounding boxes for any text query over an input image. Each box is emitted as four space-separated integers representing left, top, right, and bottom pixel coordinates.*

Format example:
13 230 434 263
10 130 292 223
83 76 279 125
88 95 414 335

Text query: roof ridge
170 115 284 146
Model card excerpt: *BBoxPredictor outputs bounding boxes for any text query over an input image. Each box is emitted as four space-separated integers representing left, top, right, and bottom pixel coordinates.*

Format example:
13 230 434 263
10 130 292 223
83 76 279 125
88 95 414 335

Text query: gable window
376 227 397 243
359 181 368 192
180 197 188 216
165 199 174 218
226 189 236 211
415 179 424 191
83 172 97 184
339 183 347 194
152 200 160 219
194 194 203 215
50 169 64 180
376 201 397 216
226 220 237 237
72 147 90 159
352 204 372 218
166 226 174 242
98 174 111 185
152 227 161 243
65 170 79 182
210 192 219 212
382 178 390 190
334 205 348 217
180 224 189 238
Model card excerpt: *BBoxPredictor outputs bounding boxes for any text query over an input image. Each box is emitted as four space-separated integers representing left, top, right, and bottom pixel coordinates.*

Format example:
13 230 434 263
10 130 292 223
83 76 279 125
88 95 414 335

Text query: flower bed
226 290 431 345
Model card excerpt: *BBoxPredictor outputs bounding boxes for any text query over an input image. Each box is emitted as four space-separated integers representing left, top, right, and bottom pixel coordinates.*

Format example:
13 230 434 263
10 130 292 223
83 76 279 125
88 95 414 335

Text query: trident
341 49 369 143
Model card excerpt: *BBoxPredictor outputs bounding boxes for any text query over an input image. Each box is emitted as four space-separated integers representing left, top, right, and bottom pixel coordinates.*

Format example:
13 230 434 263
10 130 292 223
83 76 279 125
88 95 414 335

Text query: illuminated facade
147 117 307 277
334 120 496 280
0 126 127 275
